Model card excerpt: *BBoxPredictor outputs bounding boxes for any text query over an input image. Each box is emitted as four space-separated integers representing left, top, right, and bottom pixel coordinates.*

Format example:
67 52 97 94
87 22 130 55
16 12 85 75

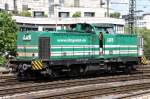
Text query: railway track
0 69 10 75
115 89 150 99
0 65 147 86
0 78 33 86
0 74 19 86
0 72 140 86
0 73 15 79
3 78 150 99
0 71 150 97
0 65 150 98
35 79 150 99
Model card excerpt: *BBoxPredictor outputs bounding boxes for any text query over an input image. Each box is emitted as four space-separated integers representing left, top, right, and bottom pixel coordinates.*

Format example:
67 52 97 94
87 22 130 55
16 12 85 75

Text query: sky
110 0 150 15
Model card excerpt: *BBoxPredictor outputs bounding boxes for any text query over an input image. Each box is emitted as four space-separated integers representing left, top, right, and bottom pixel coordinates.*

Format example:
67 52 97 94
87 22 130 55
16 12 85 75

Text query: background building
0 0 125 33
0 0 16 11
0 0 112 18
142 13 150 29
12 16 125 34
123 13 150 29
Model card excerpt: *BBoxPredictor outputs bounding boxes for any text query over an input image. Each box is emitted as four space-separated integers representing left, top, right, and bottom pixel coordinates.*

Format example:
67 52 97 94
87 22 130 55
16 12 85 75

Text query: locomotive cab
67 23 95 34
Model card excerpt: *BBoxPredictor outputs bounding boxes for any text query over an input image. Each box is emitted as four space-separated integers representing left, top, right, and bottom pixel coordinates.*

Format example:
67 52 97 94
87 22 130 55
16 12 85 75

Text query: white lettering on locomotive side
23 34 31 41
107 38 114 43
57 39 86 43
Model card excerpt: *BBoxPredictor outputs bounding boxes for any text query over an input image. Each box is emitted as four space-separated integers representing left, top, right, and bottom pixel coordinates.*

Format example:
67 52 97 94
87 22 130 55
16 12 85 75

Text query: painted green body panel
17 31 100 60
103 34 138 59
16 23 140 62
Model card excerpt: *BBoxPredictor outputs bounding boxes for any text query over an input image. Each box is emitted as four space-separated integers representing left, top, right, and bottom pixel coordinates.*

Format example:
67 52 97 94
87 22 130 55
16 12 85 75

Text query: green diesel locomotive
9 23 143 80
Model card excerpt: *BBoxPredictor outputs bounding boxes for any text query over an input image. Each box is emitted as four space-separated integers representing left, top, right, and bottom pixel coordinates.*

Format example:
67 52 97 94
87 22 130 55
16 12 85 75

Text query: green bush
44 14 48 17
110 12 120 19
72 11 81 17
125 27 150 58
0 56 6 67
20 11 31 17
138 28 150 57
0 11 18 54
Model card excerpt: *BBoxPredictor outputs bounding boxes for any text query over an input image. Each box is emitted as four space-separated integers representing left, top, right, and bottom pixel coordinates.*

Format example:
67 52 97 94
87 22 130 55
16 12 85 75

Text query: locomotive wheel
51 70 60 78
17 70 29 81
46 67 60 78
132 65 137 71
69 66 80 77
123 65 132 73
17 65 32 81
17 70 40 81
110 66 117 73
16 64 28 81
17 64 26 81
17 71 23 81
80 65 87 75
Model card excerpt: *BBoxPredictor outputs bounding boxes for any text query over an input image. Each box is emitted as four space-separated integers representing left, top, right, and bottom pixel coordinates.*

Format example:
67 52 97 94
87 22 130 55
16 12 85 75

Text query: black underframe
10 56 139 66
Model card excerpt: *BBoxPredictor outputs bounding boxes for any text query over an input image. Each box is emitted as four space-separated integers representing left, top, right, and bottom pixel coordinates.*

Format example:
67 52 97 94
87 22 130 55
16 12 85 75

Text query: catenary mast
128 0 136 34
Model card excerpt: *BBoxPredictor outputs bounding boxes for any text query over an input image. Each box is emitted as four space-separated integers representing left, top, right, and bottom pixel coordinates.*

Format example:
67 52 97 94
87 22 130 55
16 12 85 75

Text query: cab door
39 37 50 60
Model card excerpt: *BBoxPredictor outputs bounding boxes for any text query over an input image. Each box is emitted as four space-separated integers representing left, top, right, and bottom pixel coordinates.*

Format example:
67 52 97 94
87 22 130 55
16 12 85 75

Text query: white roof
12 16 125 25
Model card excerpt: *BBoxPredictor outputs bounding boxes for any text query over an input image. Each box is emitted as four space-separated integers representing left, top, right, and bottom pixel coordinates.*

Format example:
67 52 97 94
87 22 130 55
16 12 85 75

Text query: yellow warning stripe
36 61 42 70
32 61 38 70
31 61 36 70
34 61 41 70
31 60 43 70
33 61 41 70
37 61 43 68
141 56 148 65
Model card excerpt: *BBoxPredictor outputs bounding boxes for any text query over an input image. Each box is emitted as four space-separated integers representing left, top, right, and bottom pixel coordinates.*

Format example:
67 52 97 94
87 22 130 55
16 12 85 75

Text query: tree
138 28 150 57
110 12 121 19
125 27 150 58
72 11 81 17
20 11 31 17
0 11 18 55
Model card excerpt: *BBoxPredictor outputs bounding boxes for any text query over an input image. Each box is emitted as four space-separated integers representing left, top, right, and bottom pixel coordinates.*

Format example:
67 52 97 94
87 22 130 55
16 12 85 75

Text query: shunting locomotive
9 23 144 80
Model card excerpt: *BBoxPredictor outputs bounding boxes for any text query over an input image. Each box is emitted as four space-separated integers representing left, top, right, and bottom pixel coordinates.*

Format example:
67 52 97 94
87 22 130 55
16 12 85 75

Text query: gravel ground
94 89 150 99
0 67 8 71
0 67 10 74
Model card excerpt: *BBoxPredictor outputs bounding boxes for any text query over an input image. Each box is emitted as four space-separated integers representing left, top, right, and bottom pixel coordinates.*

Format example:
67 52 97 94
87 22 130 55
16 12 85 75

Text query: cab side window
70 24 77 31
104 28 114 34
105 29 109 34
81 24 94 33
